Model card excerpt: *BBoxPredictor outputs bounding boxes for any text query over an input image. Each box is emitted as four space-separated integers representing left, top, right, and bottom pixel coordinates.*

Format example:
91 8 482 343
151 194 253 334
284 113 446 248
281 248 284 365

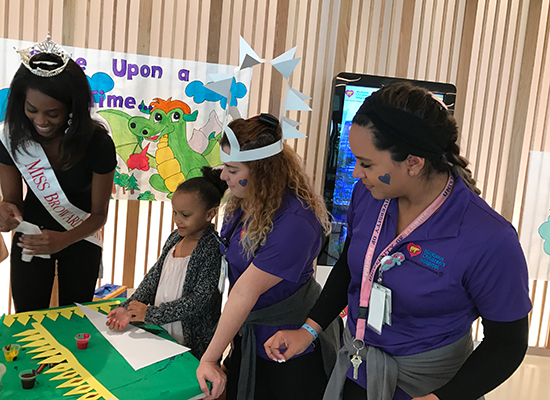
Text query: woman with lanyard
265 82 531 400
0 37 116 312
196 114 340 400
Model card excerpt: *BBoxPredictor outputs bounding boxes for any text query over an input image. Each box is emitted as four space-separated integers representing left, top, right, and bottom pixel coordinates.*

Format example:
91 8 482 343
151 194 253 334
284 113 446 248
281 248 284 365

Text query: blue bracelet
301 323 318 340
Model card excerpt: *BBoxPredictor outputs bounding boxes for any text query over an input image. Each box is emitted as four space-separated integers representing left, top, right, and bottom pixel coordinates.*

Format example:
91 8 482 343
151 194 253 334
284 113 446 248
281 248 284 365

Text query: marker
36 363 47 374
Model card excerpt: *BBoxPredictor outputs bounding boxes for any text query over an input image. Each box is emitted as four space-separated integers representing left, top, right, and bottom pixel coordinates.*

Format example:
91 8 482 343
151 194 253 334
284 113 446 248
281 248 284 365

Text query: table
0 300 204 400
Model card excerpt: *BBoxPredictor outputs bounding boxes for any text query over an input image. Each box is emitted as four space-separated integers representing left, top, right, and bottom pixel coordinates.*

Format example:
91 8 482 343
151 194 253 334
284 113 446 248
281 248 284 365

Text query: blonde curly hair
221 116 331 259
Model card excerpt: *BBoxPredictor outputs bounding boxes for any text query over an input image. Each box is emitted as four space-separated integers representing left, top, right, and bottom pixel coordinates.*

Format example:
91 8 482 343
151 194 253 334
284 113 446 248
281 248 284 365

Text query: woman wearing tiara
196 114 340 400
0 37 116 312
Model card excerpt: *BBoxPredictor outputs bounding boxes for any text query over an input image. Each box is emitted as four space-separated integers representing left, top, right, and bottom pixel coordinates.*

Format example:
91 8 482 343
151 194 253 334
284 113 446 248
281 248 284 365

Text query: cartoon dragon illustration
98 98 222 195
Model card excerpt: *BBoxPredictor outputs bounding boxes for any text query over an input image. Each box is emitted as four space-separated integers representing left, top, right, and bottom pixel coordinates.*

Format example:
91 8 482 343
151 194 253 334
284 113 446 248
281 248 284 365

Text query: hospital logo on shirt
420 249 446 271
407 243 422 256
406 244 446 277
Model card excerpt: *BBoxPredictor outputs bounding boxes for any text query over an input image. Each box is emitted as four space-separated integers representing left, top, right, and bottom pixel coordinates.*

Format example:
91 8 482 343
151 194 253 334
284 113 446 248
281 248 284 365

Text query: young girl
106 166 227 359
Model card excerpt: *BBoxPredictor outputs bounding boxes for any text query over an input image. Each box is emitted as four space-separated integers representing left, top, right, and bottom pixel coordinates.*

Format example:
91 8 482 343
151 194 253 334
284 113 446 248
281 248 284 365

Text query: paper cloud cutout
186 79 247 109
538 215 550 256
87 72 115 104
0 88 9 122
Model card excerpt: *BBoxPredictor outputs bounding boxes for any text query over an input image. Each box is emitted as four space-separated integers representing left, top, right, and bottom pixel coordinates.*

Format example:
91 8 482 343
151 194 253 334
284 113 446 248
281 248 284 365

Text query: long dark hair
5 53 108 169
353 82 480 194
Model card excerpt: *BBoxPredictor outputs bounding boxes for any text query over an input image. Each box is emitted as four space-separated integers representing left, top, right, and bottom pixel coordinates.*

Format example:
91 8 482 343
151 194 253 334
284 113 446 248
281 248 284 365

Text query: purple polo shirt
345 174 532 396
220 191 322 360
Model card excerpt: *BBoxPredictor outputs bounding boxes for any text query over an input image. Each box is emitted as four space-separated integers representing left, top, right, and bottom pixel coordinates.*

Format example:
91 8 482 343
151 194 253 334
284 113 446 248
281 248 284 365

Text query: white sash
0 126 102 248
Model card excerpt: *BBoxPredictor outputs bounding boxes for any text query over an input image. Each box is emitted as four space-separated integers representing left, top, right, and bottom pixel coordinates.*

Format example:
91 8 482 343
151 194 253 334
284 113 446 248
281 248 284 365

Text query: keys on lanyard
351 339 364 380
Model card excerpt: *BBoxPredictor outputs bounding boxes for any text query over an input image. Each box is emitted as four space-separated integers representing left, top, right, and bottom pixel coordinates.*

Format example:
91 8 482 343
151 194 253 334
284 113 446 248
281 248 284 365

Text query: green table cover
0 301 203 400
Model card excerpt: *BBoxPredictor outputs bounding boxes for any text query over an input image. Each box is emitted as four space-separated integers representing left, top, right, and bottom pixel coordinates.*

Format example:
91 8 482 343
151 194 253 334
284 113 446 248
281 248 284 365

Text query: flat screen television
318 73 457 266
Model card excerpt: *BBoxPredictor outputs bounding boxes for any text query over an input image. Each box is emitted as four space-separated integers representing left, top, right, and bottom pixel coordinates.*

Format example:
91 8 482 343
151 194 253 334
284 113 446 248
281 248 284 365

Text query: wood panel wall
1 0 550 347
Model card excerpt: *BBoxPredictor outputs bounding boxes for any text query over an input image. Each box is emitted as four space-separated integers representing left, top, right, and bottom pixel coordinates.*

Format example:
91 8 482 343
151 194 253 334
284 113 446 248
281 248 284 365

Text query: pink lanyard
355 174 454 341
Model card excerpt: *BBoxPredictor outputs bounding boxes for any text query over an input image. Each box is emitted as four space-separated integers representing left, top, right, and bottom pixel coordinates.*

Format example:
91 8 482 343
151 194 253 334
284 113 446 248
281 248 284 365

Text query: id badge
218 256 228 293
367 284 386 335
376 283 392 326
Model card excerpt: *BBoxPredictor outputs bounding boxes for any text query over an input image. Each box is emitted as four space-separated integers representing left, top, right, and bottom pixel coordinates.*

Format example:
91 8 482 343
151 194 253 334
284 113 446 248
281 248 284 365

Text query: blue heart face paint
378 173 391 185
221 157 249 198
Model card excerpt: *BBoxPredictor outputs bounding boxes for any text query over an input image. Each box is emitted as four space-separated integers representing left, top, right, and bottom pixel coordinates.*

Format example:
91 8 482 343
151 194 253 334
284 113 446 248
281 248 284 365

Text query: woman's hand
106 307 132 331
0 201 22 232
264 327 315 362
412 395 439 400
17 230 70 255
196 360 227 400
127 301 147 322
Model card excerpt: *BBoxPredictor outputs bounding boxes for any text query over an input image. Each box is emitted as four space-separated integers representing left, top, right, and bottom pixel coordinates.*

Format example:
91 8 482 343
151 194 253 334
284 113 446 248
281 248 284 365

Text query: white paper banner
0 38 252 202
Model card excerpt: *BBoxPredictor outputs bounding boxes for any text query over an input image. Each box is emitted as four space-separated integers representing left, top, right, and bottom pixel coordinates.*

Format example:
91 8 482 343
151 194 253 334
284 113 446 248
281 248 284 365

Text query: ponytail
444 143 480 195
175 166 228 210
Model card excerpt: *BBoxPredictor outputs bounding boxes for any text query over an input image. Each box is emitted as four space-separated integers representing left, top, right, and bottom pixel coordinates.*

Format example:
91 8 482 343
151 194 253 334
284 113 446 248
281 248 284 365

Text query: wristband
301 323 318 340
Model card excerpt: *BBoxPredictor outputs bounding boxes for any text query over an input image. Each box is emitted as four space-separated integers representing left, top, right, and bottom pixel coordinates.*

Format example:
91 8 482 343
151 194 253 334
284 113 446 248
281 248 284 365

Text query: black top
0 130 116 231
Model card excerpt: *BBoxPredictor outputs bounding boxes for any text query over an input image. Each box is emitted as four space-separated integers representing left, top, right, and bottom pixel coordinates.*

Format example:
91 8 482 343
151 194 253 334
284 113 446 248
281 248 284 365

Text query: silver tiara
16 35 71 78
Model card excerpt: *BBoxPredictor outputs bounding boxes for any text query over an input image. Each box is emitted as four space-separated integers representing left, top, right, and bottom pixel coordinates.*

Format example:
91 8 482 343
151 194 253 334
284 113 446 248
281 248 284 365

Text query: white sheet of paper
271 57 301 79
14 220 50 262
281 116 300 127
282 87 312 111
76 303 190 371
204 76 233 97
228 106 242 120
270 46 297 64
239 36 263 68
240 53 262 70
281 119 307 139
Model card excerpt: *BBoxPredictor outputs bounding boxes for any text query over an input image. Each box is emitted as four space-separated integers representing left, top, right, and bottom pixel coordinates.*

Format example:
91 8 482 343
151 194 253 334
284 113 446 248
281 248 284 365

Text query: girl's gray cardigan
119 224 222 359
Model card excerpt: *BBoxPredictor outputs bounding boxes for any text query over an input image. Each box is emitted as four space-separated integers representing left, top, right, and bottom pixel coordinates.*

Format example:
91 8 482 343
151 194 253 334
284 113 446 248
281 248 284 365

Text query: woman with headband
196 114 340 400
265 82 531 400
0 37 116 312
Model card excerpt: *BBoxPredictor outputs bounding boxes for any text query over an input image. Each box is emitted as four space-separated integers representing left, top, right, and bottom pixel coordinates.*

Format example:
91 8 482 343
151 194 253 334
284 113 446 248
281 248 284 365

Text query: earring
64 113 73 135
409 170 414 176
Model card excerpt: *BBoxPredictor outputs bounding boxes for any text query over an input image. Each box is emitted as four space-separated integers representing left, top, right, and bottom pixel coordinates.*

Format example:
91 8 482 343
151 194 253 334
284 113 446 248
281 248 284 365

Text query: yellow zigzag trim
13 322 118 400
2 300 121 328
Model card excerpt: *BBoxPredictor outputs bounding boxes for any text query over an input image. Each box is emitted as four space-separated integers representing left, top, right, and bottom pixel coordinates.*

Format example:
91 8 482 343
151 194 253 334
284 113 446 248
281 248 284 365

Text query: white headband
220 125 284 162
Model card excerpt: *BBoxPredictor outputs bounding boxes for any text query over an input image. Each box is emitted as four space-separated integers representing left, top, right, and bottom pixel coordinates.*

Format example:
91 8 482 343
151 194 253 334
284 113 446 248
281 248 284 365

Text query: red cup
75 333 90 350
